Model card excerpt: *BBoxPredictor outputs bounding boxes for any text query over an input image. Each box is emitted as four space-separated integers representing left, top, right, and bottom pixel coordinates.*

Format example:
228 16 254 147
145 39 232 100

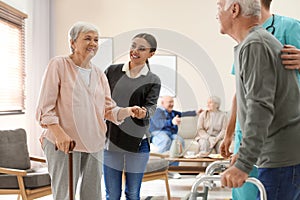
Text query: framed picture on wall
149 55 177 97
92 37 113 70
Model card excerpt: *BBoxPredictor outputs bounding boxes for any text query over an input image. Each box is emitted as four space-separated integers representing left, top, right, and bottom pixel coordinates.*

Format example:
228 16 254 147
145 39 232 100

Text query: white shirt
122 62 149 78
76 66 92 86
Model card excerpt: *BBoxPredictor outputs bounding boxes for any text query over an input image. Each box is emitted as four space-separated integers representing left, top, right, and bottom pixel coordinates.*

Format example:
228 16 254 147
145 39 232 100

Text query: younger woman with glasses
103 33 161 200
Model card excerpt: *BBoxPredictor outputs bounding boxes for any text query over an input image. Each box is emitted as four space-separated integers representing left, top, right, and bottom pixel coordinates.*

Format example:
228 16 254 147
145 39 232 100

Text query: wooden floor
0 174 232 200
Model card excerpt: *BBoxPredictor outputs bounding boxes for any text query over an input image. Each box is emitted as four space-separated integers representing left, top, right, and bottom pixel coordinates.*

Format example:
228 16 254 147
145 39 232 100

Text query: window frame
0 1 27 115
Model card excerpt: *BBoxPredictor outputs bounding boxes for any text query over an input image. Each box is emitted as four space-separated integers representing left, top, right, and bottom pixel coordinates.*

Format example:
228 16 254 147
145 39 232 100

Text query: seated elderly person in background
196 96 227 155
149 96 201 153
149 96 202 179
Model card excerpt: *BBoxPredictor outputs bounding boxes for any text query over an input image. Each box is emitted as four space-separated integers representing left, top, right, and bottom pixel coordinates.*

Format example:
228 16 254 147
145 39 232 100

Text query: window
149 55 177 97
0 2 27 115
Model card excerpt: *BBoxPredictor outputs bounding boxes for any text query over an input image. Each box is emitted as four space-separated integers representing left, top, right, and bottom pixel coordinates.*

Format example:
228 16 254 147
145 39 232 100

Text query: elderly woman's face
207 98 218 111
71 31 99 59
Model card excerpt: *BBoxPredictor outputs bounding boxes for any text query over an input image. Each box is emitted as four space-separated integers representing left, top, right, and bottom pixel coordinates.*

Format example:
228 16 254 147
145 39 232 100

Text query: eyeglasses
265 14 275 35
130 45 151 52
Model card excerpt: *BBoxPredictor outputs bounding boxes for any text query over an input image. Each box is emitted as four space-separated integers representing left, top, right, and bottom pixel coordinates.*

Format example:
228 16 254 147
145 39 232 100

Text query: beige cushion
178 116 198 139
177 116 200 154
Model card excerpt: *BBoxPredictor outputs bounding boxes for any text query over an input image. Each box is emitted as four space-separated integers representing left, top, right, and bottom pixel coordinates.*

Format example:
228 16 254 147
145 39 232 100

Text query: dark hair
133 33 157 70
261 0 272 9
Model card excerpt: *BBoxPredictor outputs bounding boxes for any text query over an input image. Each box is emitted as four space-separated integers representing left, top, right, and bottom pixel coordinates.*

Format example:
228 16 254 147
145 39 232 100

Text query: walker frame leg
188 160 267 200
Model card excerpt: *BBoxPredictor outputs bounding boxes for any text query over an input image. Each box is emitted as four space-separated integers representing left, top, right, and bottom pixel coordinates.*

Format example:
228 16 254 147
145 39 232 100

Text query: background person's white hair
68 21 100 53
209 96 221 110
224 0 261 18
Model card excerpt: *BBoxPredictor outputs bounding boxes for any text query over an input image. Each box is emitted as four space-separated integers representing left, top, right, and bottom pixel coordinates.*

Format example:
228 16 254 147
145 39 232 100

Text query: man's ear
231 3 240 18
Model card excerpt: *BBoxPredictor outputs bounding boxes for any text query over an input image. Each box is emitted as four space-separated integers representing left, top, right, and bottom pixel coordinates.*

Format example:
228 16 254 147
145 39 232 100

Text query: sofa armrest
30 156 47 163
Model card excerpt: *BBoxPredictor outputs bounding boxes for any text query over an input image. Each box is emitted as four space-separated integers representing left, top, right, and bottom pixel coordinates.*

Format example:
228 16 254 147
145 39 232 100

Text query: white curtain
25 0 51 156
0 0 51 156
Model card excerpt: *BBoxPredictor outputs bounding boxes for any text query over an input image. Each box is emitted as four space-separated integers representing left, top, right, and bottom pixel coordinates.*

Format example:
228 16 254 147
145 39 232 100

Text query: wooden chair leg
164 171 171 200
16 176 28 200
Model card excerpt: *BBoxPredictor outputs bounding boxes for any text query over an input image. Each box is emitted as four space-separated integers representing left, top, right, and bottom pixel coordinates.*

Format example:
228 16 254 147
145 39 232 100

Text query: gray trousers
43 139 103 200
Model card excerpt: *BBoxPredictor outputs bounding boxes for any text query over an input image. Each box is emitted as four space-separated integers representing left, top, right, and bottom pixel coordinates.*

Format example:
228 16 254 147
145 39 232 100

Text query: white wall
50 0 300 111
51 0 233 110
1 0 300 155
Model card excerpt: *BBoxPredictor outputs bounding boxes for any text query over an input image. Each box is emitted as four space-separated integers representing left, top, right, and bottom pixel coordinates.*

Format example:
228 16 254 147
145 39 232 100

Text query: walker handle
189 175 267 200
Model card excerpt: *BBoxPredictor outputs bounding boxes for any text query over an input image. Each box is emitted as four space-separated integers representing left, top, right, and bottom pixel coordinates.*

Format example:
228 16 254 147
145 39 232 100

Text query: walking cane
68 141 76 200
55 140 76 200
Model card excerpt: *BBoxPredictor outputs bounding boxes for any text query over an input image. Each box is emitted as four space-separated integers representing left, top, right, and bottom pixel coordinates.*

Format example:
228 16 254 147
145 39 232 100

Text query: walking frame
187 160 267 200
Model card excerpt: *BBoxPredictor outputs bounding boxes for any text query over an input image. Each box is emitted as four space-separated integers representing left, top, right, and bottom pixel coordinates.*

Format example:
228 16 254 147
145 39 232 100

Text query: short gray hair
209 96 221 109
225 0 261 18
68 21 100 53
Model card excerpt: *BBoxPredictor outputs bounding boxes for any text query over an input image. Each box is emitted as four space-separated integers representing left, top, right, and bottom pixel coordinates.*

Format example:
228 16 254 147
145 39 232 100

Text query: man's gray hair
225 0 261 18
68 21 100 53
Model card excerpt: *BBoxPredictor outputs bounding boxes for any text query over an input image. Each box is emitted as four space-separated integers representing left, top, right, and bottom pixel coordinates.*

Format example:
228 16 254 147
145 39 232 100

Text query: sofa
177 115 200 156
179 112 234 154
151 112 233 158
150 115 200 156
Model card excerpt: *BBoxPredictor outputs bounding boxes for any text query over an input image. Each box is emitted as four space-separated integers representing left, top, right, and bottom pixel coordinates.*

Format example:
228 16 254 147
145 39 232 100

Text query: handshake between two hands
128 106 147 119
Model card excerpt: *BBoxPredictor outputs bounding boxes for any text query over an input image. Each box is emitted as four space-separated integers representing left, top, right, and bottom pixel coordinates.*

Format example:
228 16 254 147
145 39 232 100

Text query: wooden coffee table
166 157 224 174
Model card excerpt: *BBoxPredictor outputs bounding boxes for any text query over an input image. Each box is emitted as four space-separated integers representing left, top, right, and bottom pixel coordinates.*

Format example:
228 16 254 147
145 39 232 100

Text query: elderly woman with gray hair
36 21 139 200
195 96 228 155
